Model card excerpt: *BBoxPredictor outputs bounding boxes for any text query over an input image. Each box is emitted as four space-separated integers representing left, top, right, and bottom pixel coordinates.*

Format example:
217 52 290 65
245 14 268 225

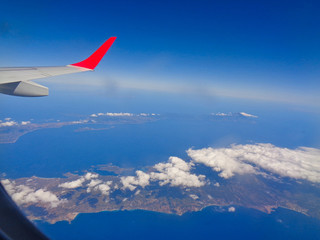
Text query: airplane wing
0 37 116 97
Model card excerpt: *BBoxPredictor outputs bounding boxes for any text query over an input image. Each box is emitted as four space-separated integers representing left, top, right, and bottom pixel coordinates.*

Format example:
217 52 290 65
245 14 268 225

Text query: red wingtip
70 37 116 70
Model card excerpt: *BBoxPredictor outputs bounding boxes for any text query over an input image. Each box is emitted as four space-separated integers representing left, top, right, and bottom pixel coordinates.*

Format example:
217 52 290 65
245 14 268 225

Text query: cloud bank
211 112 258 118
1 179 64 208
59 172 99 189
91 112 133 117
150 157 205 187
121 157 206 190
58 172 113 196
0 120 18 127
87 180 113 195
188 143 320 183
90 112 158 118
121 171 150 191
0 118 32 127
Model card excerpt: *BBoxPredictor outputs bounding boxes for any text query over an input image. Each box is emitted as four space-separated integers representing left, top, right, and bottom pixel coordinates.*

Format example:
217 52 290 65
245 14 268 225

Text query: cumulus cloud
59 172 113 195
59 178 85 189
121 171 150 191
188 144 320 183
228 206 236 212
87 180 113 195
59 172 99 189
189 194 199 200
135 190 141 195
21 121 31 125
89 112 159 119
188 147 256 179
1 179 64 208
138 113 159 116
150 157 206 187
106 112 133 117
0 118 32 127
211 112 258 118
239 112 258 118
0 120 18 127
90 112 160 118
84 172 99 180
120 157 205 191
92 112 134 117
87 179 102 189
71 119 89 124
211 112 232 117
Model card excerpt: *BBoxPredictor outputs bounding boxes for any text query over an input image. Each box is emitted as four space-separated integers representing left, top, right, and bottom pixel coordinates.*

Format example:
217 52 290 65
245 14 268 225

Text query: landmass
0 113 160 144
2 163 319 224
2 112 318 224
0 112 256 144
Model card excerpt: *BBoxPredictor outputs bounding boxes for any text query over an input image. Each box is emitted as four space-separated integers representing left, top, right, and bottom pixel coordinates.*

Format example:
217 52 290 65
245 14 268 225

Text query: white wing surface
0 37 116 97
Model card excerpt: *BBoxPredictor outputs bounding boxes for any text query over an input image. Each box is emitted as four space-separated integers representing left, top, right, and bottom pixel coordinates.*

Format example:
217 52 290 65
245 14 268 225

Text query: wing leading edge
0 37 116 97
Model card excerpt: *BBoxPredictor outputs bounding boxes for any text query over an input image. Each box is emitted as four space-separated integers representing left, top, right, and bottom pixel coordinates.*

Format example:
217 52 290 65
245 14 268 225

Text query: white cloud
0 119 32 127
121 156 205 191
0 120 18 127
84 172 99 180
71 119 89 124
189 194 199 200
135 190 141 195
211 112 258 118
91 112 159 118
228 207 236 212
59 178 85 189
150 157 206 188
21 121 31 125
239 112 258 118
59 172 98 189
87 179 102 189
1 179 64 208
188 147 256 179
59 172 111 195
188 144 320 183
106 112 133 117
87 179 113 195
214 182 220 187
211 112 231 116
93 181 112 195
92 112 134 117
121 171 150 191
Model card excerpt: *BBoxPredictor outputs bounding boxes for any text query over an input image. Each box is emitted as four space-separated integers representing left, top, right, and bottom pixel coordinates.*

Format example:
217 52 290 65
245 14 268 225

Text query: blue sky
0 0 320 110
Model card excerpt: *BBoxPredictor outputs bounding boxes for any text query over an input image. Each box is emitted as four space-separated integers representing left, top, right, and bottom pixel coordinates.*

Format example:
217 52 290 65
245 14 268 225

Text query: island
0 113 161 144
2 162 319 224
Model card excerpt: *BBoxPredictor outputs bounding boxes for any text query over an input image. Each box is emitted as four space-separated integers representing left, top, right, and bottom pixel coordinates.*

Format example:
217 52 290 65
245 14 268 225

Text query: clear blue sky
0 0 320 109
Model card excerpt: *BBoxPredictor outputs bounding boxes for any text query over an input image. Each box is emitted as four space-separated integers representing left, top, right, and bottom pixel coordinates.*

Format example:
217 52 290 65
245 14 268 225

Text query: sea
1 90 320 239
35 207 320 240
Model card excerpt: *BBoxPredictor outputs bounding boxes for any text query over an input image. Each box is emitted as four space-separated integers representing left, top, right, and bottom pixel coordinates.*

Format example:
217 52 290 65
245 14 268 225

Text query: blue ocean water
1 91 320 239
36 207 320 240
0 110 318 178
